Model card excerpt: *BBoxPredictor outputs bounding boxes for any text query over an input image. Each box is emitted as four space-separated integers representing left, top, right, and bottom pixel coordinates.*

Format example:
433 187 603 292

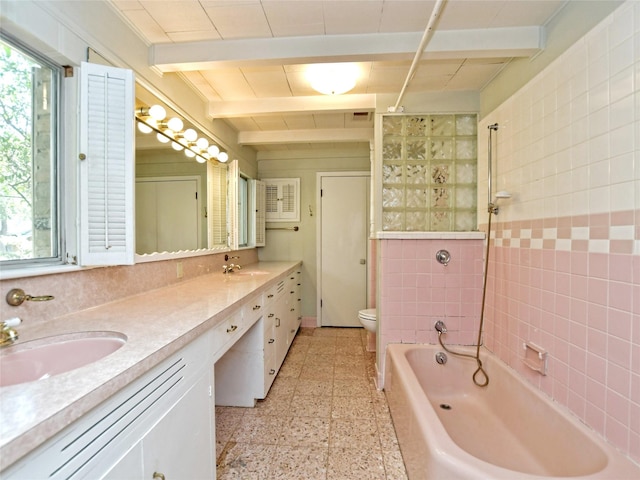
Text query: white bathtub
384 343 640 480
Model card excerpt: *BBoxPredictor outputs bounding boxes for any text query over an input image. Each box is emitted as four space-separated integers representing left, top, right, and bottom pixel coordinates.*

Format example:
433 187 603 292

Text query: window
263 178 300 222
381 114 478 231
0 35 60 265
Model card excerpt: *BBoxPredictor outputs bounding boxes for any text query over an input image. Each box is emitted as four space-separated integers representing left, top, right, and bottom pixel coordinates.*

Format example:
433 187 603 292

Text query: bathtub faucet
434 320 447 334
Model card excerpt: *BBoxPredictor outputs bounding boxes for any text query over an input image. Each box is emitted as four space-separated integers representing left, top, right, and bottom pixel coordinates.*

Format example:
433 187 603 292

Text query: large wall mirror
134 84 228 257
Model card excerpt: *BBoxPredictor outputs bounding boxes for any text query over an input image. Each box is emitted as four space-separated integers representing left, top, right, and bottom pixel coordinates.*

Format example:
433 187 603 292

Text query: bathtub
384 344 640 480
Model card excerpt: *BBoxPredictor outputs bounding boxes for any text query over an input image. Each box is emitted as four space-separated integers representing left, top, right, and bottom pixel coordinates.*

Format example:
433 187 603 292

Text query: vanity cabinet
215 269 301 406
2 333 214 480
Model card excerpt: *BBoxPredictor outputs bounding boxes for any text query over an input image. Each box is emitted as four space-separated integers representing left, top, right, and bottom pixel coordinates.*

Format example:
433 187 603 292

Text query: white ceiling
111 0 567 153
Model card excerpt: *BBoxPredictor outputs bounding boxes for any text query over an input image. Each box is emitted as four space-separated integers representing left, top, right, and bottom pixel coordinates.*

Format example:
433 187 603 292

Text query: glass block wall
381 114 478 231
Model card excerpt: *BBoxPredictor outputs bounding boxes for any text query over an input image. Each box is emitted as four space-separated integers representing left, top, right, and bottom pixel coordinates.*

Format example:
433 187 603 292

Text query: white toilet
358 308 377 333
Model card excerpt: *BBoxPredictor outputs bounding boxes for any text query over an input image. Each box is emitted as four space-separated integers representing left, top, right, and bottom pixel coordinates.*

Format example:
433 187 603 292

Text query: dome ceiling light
306 63 359 95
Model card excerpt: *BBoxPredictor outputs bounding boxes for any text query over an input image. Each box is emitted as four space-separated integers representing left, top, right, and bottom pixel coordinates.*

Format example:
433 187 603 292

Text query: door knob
359 259 366 264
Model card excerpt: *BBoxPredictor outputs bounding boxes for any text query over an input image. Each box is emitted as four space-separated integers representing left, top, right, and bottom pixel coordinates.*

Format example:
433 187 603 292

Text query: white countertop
0 261 300 470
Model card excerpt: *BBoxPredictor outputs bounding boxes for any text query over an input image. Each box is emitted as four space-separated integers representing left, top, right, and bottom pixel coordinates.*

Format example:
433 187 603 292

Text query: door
135 177 201 254
318 173 370 327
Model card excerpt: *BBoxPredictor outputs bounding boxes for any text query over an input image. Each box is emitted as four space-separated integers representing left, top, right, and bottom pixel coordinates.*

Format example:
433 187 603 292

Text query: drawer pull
290 308 295 312
269 369 276 375
227 325 238 333
275 318 281 327
253 305 261 310
268 338 275 344
268 313 275 318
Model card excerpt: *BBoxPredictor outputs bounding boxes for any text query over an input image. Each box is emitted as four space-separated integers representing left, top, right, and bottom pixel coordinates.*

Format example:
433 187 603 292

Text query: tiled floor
215 327 408 479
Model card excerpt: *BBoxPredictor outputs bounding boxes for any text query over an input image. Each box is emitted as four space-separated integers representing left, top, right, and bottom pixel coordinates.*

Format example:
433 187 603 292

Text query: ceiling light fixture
135 104 229 164
306 63 359 95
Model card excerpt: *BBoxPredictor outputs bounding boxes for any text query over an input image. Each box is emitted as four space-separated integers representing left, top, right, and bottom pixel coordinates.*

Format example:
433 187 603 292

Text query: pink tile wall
377 239 485 378
477 1 639 463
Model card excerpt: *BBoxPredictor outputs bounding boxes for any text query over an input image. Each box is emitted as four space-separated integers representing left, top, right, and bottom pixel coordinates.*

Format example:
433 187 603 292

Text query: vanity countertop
0 261 301 471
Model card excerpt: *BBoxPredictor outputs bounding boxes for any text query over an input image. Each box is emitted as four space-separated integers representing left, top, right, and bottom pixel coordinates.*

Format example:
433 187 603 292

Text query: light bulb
137 122 153 134
148 104 167 121
171 141 184 151
156 132 170 143
184 149 196 158
207 145 220 158
167 117 183 132
183 128 197 142
195 155 207 164
196 137 209 150
218 151 229 163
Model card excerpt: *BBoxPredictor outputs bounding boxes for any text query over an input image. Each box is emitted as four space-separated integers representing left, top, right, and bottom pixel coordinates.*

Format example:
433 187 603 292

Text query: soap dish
522 342 548 375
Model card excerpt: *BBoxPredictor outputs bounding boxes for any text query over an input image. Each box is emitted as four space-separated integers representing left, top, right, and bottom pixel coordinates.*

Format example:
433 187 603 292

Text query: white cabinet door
143 370 214 479
102 444 143 480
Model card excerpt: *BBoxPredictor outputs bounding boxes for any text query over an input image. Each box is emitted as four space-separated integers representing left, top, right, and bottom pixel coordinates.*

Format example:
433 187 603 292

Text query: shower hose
437 209 493 387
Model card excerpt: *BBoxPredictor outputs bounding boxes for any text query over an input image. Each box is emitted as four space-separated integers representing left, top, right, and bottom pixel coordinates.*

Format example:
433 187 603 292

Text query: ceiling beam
237 128 373 145
209 94 376 118
151 27 544 72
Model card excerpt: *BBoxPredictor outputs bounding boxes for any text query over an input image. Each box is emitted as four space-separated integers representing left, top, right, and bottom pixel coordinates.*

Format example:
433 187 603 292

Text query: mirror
134 85 227 257
135 135 208 255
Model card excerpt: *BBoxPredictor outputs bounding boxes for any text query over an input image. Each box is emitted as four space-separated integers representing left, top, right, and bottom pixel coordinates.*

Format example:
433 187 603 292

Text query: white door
318 174 370 327
135 177 200 254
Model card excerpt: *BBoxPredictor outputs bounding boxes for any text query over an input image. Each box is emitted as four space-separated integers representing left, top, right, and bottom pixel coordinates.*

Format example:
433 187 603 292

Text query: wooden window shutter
79 62 135 265
207 161 228 249
227 160 239 250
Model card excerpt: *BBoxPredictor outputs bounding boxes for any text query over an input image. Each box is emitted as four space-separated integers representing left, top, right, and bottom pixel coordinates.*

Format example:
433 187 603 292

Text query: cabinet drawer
212 310 243 358
243 292 264 326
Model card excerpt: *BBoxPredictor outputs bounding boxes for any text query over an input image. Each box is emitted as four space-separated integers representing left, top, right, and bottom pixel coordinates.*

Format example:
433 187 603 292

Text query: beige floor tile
215 327 408 479
312 327 341 337
307 343 337 356
231 415 285 444
268 445 329 479
383 449 409 480
329 417 381 450
331 395 375 419
269 376 298 396
216 442 276 480
327 446 386 480
304 353 335 366
289 394 333 417
215 409 244 441
278 415 331 447
295 378 333 396
300 363 334 380
244 393 293 416
333 378 370 397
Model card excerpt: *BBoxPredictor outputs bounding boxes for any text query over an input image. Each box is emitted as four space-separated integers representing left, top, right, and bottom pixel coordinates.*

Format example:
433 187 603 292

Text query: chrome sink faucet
223 254 241 273
1 317 21 347
223 263 242 274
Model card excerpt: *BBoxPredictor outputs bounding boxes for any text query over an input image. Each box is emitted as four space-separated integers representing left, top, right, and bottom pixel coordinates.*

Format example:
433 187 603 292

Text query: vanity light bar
134 112 228 164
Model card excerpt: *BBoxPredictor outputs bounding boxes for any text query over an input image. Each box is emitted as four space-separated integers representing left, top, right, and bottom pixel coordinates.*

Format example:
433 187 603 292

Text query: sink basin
236 270 270 276
0 331 127 387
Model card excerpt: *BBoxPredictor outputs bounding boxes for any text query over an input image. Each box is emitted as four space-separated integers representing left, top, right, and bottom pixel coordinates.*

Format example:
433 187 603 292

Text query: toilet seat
358 308 376 320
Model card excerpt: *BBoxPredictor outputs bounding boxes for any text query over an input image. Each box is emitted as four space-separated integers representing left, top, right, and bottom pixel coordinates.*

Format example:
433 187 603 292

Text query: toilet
358 308 377 333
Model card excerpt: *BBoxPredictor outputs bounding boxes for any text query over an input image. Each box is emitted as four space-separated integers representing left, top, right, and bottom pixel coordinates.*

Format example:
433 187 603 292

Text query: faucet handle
2 317 21 328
